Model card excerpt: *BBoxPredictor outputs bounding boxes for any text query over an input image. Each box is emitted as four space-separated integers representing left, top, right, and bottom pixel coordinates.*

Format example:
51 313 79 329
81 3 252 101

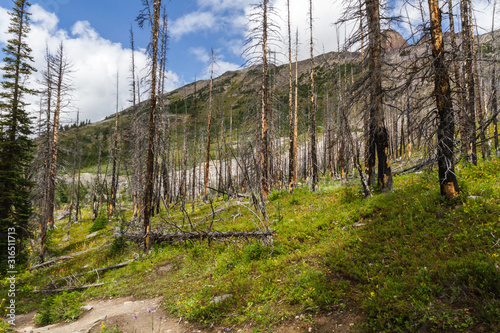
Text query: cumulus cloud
0 4 181 123
170 11 217 40
197 0 250 11
189 46 240 79
174 0 351 68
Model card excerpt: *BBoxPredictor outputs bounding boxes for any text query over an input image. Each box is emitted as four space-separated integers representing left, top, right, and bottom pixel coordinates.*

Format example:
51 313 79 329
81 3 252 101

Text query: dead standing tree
427 0 460 198
460 0 477 165
39 42 73 263
365 0 393 191
108 72 120 217
137 0 162 251
287 0 294 193
204 49 214 201
243 0 280 197
309 0 319 191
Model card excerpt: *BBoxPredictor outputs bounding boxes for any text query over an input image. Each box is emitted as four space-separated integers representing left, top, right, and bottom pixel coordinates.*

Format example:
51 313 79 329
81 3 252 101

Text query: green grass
2 158 500 332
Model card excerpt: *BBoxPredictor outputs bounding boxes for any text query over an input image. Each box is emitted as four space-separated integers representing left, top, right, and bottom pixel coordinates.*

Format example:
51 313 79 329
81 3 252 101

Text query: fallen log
29 243 107 271
393 158 434 175
34 283 106 293
123 230 274 244
48 262 130 286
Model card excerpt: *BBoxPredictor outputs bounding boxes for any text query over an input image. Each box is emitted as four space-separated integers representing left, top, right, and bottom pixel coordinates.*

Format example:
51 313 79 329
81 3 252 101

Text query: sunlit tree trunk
428 0 460 198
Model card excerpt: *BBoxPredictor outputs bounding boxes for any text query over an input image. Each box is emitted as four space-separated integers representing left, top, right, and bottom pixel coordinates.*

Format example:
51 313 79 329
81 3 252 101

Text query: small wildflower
133 315 137 320
370 292 375 297
493 253 499 258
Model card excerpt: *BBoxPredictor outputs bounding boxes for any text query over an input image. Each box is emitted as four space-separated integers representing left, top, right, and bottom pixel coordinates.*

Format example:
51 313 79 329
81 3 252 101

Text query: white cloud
189 46 239 79
214 60 240 75
0 4 181 123
190 46 211 63
170 11 216 40
197 0 250 11
71 20 99 40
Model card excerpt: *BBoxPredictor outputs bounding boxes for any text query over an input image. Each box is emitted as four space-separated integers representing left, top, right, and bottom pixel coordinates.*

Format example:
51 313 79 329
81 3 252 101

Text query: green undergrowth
2 158 499 332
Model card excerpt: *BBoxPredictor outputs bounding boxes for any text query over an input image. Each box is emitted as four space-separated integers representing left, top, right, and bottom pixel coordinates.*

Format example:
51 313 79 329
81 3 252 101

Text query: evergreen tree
0 0 37 272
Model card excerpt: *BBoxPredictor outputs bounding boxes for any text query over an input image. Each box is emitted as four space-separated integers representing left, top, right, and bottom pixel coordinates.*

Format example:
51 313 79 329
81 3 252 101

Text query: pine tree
0 0 37 271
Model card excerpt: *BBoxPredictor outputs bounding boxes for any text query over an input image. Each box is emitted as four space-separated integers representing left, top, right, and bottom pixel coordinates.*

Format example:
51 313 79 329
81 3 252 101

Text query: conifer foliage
0 0 37 270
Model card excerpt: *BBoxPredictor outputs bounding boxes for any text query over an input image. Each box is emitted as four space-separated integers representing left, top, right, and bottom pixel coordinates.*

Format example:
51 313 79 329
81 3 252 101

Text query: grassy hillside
54 51 361 174
3 157 499 332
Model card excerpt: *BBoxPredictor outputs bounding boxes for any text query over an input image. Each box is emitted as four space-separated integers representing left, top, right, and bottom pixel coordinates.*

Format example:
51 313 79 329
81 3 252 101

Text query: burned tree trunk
309 0 318 191
428 0 460 198
365 0 393 192
139 0 162 251
261 0 270 197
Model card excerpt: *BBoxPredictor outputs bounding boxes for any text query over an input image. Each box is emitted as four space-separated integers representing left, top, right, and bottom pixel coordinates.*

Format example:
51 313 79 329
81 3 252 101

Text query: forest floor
2 157 500 333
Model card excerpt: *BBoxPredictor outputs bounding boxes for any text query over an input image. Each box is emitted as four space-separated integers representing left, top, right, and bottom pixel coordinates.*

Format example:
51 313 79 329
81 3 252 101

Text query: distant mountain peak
382 29 409 52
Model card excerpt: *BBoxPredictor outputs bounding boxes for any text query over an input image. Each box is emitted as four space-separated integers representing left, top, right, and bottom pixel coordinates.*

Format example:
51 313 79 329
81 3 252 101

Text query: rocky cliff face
382 29 409 53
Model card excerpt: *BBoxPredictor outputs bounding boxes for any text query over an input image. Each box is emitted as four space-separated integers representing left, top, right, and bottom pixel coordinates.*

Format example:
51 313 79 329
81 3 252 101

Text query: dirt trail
15 296 358 333
16 297 198 333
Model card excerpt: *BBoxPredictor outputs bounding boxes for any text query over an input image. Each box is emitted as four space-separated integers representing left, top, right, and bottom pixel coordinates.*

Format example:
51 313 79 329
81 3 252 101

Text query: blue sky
0 0 497 122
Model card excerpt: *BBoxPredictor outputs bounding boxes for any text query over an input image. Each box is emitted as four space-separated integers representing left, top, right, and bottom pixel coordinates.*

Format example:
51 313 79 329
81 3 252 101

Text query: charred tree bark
140 0 162 251
428 0 459 198
365 0 393 192
287 0 294 193
309 0 318 191
261 0 270 197
492 1 499 155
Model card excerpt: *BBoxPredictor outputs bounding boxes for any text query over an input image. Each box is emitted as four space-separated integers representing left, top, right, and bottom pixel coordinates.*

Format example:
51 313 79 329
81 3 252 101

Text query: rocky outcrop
382 29 409 53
